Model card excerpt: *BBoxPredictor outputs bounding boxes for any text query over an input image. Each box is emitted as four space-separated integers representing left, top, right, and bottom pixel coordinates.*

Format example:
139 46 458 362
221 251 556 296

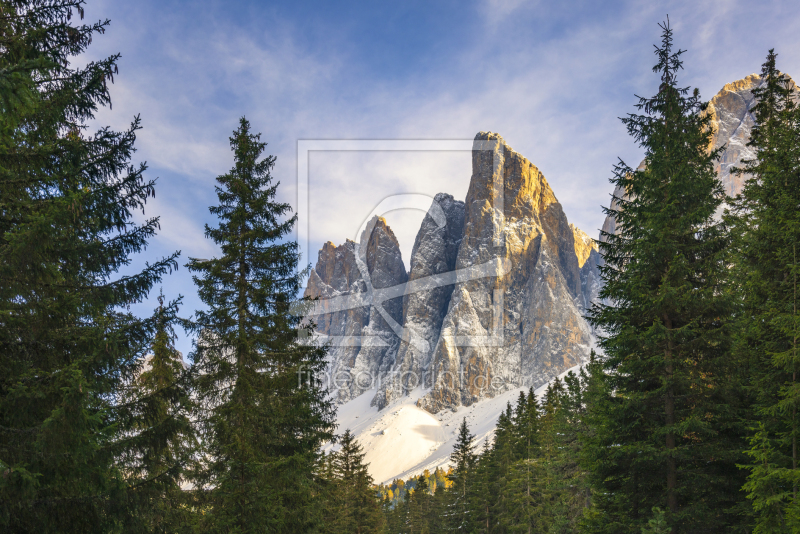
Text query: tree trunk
664 314 678 515
237 228 248 530
794 244 797 499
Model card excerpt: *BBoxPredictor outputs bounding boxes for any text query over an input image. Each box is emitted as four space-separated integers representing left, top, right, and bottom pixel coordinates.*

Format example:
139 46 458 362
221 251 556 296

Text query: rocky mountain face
372 193 465 410
707 73 797 195
309 72 788 413
415 133 591 413
305 132 596 413
304 218 407 403
571 224 602 333
601 73 799 237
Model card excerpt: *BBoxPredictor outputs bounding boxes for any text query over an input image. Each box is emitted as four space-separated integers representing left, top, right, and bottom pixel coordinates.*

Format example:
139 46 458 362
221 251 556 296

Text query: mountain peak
305 131 594 413
570 223 598 268
706 72 798 196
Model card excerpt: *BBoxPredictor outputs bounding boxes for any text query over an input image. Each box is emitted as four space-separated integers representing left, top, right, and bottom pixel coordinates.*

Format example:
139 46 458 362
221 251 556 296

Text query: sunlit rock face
306 132 595 413
601 73 799 237
307 74 800 414
571 223 602 327
706 74 797 196
417 132 591 413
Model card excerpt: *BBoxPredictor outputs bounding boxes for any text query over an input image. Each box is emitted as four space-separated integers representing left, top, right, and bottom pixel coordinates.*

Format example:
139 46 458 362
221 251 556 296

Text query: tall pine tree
0 1 180 531
731 50 800 532
119 292 196 533
473 438 495 533
187 118 334 532
408 474 432 533
447 418 478 532
325 429 384 534
587 20 744 532
503 390 543 534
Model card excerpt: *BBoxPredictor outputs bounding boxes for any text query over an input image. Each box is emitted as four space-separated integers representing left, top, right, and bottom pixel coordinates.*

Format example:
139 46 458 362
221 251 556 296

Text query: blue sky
83 0 800 358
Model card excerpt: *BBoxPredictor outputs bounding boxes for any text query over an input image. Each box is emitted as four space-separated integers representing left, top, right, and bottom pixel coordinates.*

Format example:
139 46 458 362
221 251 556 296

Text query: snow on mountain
329 363 582 485
328 386 521 484
313 73 800 485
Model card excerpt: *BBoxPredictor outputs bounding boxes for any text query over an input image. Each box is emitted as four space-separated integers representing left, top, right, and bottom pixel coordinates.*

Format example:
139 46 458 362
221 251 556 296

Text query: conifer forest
1 1 800 533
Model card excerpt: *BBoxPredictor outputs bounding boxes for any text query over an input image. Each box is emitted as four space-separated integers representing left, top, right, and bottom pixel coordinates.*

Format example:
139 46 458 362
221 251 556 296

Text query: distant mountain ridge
305 72 798 485
306 74 795 416
305 132 599 413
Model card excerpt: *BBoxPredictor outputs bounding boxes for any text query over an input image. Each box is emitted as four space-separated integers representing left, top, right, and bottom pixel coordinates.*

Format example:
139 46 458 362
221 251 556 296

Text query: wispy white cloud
481 0 538 29
79 0 800 356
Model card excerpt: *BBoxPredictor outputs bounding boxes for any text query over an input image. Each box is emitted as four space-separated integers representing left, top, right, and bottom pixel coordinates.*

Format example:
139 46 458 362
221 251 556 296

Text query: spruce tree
641 508 670 534
490 402 518 530
447 418 477 532
554 370 592 525
588 21 743 532
382 492 402 533
409 474 432 533
730 49 800 531
498 390 544 533
533 382 564 533
400 485 413 532
119 292 196 533
473 438 495 533
429 475 450 533
327 429 384 534
319 450 339 531
187 118 334 532
0 1 180 531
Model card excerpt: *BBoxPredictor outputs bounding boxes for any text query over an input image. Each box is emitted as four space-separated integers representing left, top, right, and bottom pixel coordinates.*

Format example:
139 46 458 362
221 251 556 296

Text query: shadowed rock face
372 193 465 409
306 132 595 413
305 240 368 402
304 217 407 403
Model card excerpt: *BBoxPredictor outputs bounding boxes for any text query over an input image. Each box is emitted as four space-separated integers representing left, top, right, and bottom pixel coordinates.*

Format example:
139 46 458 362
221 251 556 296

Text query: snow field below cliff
326 365 583 485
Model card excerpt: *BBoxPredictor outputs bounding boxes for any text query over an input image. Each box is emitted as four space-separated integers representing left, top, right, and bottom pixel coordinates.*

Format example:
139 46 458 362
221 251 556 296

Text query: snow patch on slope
329 364 583 485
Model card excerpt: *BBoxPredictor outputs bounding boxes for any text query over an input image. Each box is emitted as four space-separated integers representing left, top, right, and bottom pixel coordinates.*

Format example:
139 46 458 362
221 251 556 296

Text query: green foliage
730 49 800 533
495 376 594 534
409 474 433 533
447 418 477 532
742 425 799 532
119 292 197 533
586 20 745 532
641 507 670 534
376 381 598 533
4 3 800 532
186 118 334 532
0 1 179 531
324 429 385 534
